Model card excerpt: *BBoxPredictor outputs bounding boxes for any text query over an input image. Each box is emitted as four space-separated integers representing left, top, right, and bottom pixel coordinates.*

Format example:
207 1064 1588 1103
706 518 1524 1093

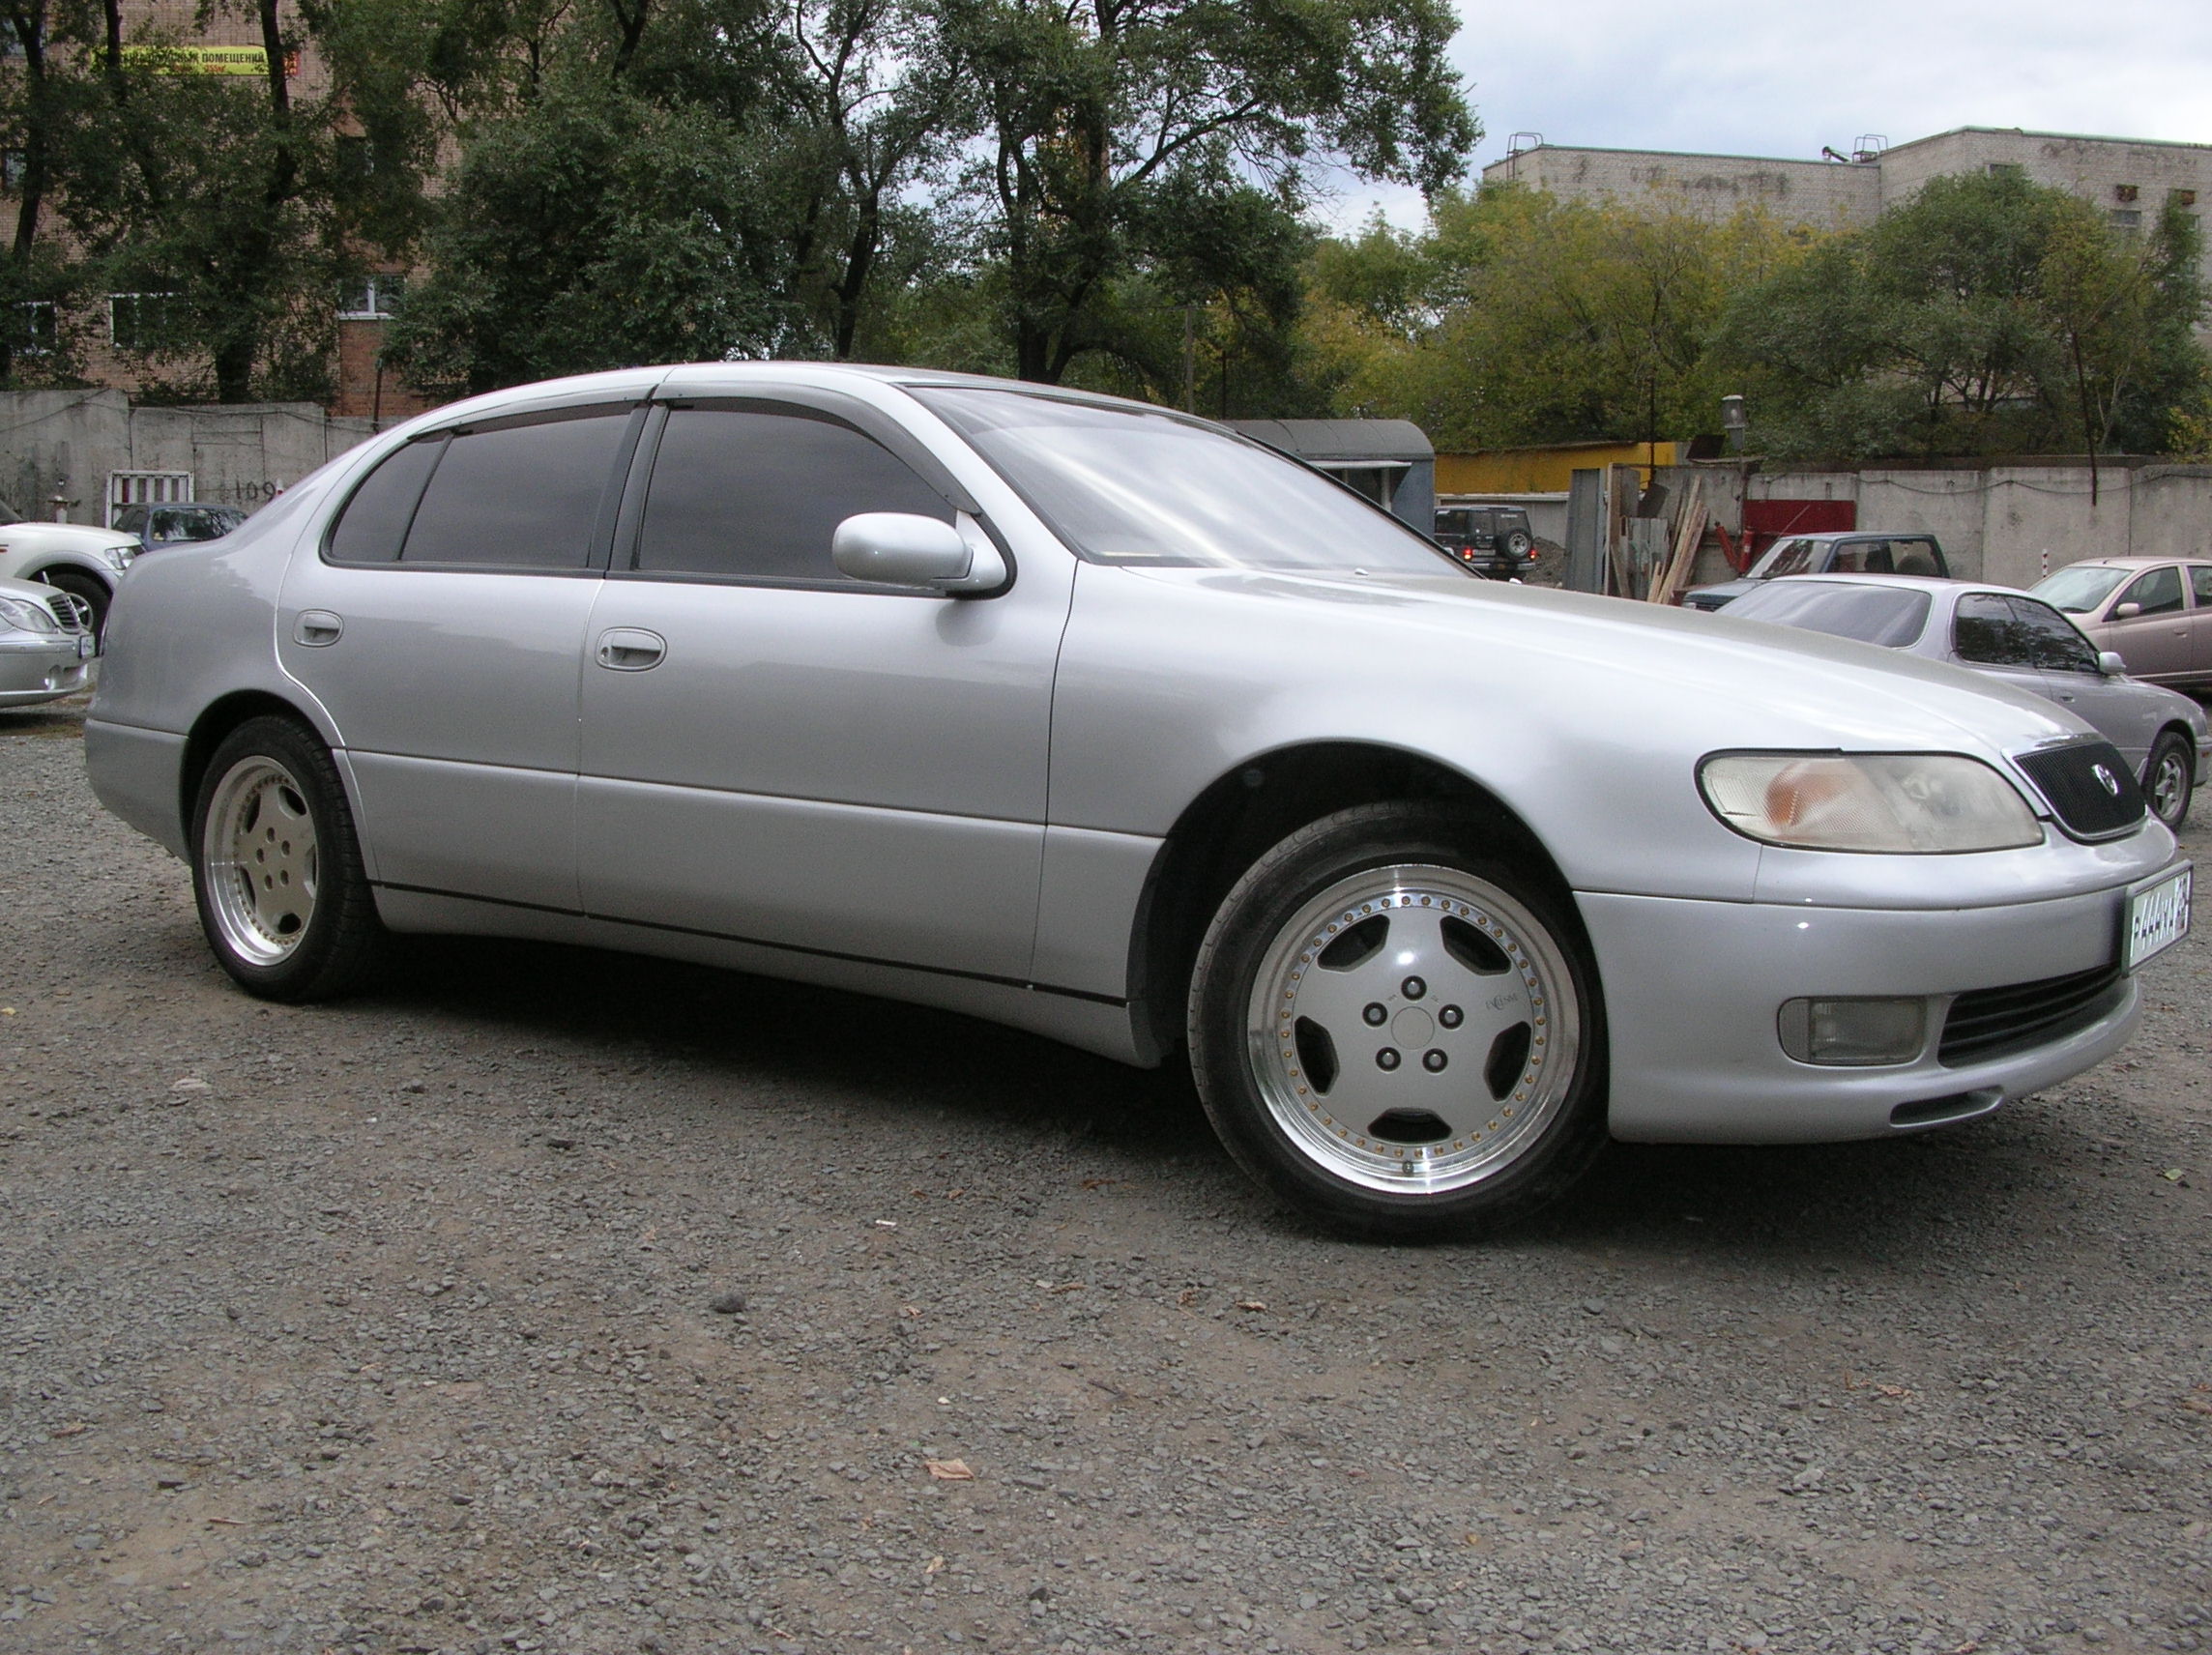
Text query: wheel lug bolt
1423 1049 1448 1072
1362 1002 1387 1026
1401 975 1427 1000
1376 1048 1402 1071
1439 1004 1463 1029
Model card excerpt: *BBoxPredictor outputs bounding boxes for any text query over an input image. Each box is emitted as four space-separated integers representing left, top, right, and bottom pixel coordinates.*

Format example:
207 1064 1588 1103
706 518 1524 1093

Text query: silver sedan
82 365 2195 1237
0 576 97 708
1720 574 2210 829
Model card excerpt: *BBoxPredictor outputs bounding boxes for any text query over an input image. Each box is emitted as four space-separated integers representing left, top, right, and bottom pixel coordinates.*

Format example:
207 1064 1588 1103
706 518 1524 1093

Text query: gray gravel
4 693 2210 1655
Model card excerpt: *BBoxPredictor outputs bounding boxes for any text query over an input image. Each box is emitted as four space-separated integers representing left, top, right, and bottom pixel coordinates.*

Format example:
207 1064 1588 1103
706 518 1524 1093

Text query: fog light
1777 997 1927 1066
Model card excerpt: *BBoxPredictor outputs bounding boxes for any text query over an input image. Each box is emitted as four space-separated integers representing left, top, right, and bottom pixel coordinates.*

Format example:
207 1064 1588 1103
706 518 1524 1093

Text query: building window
1987 162 2023 178
2173 189 2198 209
9 300 55 356
108 291 181 350
2109 208 2142 232
338 275 404 320
2113 183 2139 202
0 150 24 189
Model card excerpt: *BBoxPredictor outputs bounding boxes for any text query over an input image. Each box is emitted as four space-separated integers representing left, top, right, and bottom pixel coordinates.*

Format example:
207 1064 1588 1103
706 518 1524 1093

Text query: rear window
1726 580 1932 647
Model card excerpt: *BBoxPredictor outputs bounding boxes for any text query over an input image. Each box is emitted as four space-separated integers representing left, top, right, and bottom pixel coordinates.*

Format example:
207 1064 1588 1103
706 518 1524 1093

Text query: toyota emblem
2092 763 2121 797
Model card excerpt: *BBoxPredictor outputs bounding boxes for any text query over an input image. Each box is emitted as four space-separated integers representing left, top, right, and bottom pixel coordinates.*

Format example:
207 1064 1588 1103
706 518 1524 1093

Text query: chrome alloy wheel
204 756 320 965
1245 864 1582 1196
2147 744 2190 826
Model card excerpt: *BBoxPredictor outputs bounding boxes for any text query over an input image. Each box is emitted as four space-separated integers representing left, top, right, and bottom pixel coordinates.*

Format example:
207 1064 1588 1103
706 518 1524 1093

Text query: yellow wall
1437 442 1683 496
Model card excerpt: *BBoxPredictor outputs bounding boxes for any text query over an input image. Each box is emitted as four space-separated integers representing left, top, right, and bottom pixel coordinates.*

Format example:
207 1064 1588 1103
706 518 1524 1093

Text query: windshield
915 388 1463 577
1750 537 1819 579
1726 580 1932 647
2031 564 2132 614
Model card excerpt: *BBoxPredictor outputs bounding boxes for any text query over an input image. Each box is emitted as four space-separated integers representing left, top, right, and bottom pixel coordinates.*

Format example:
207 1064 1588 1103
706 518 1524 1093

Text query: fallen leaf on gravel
170 1077 210 1092
924 1555 946 1575
206 1516 249 1526
1049 1282 1083 1293
900 1304 922 1318
1877 1384 1911 1400
1236 1300 1267 1312
49 1421 89 1437
2161 1168 2185 1182
1946 1641 1981 1654
874 1219 898 1229
924 1459 974 1481
2181 1395 2212 1416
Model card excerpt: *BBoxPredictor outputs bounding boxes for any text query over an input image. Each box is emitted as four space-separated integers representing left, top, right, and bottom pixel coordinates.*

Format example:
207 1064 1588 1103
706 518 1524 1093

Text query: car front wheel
1186 804 1608 1238
190 715 386 1001
2144 730 2195 828
36 567 109 643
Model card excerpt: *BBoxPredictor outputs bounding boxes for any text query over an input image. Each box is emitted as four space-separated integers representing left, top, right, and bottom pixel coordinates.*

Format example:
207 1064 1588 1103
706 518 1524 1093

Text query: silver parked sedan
0 576 98 707
83 365 2194 1237
1720 574 2210 829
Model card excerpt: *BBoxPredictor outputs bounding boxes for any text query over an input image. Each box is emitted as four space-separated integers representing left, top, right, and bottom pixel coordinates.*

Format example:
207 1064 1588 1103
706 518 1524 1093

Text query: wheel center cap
1392 1006 1435 1048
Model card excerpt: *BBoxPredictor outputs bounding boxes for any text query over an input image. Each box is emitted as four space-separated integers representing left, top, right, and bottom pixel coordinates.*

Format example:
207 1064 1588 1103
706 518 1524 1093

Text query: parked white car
0 498 139 640
0 576 98 707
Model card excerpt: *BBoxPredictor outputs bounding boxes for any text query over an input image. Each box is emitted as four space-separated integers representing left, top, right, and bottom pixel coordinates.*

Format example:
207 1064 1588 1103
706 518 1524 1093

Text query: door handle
596 627 666 671
294 610 343 647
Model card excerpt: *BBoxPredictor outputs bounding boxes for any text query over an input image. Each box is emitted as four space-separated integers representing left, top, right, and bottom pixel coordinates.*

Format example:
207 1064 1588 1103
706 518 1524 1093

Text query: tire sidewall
190 717 360 999
2146 733 2193 828
1188 807 1609 1238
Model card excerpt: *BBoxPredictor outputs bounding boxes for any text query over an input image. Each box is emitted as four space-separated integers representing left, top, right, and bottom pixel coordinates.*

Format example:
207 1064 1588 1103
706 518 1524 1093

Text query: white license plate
2125 864 2193 972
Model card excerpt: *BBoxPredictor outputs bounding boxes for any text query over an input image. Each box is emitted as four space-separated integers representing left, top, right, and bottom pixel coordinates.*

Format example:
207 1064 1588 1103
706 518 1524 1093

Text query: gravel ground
3 695 2209 1655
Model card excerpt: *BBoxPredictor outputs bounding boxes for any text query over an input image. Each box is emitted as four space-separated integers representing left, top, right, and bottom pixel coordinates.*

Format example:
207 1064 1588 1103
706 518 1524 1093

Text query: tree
1305 187 1801 450
1716 170 2211 461
937 0 1475 385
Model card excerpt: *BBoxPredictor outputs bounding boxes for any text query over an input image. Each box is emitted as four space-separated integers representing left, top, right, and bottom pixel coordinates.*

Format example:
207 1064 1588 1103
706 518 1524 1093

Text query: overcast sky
1321 0 2212 231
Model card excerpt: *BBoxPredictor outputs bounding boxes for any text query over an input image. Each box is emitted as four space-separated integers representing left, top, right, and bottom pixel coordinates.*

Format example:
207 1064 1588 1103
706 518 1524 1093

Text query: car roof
1757 573 2025 606
1772 531 1936 543
2039 555 2210 570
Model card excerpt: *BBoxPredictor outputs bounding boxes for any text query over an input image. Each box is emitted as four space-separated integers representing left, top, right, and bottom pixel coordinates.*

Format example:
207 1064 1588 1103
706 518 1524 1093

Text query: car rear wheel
36 567 109 643
1186 803 1608 1238
190 716 386 1001
2144 730 2194 828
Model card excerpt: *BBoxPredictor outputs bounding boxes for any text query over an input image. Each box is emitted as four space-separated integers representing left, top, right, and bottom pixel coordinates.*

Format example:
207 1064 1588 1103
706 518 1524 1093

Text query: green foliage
1303 186 1803 448
1716 170 2211 459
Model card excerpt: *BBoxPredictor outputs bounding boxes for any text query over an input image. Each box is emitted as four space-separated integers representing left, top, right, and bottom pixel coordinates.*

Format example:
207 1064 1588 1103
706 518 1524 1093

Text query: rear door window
1953 593 2038 666
402 410 632 569
631 406 952 584
2189 565 2212 606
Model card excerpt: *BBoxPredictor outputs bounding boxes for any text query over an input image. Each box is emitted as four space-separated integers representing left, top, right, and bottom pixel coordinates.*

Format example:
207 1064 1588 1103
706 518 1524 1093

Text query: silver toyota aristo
83 364 2196 1237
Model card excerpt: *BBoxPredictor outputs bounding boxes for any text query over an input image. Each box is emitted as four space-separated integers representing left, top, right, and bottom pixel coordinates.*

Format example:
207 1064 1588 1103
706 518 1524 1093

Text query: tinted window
2192 565 2212 606
1890 538 1940 576
633 407 951 582
2115 565 2184 617
1726 580 1930 646
113 505 148 534
2004 597 2101 674
327 437 444 564
1953 593 2037 667
402 412 629 568
1828 541 1894 574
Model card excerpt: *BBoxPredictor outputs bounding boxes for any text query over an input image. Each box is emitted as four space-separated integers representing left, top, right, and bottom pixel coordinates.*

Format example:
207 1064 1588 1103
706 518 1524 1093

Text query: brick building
2 0 428 424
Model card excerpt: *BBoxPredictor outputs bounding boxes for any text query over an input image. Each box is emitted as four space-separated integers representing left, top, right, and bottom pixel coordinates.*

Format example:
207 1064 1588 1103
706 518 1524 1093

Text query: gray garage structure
1229 419 1436 532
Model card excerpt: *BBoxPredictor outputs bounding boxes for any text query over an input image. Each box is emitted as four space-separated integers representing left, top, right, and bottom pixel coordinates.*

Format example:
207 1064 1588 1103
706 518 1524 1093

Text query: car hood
1130 566 2090 759
0 521 137 553
1682 578 1759 606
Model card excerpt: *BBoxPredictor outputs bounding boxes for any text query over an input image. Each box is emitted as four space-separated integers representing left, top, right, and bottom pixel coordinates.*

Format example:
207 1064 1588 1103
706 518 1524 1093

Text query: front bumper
0 635 94 707
1583 873 2171 1144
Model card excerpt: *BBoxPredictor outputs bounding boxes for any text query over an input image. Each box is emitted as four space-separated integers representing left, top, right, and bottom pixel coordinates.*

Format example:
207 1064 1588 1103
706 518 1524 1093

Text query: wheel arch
180 690 332 838
2150 719 2203 783
26 557 117 595
1124 740 1575 1062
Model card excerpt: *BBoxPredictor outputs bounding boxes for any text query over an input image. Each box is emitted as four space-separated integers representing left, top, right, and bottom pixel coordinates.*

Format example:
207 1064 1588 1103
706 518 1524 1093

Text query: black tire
36 566 109 643
1185 803 1609 1239
2143 730 2195 828
189 714 387 1001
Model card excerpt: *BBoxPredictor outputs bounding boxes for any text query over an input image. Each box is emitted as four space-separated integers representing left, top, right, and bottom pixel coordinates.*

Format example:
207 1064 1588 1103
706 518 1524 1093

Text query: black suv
1434 505 1535 579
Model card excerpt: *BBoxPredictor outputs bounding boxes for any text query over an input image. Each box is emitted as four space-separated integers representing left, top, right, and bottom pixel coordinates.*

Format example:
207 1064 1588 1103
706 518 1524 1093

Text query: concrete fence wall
0 390 388 525
1663 460 2212 591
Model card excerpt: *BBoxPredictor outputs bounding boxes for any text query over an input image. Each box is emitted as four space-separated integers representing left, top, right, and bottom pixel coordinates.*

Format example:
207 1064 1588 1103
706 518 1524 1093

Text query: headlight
1699 752 2043 853
0 594 59 633
97 544 135 571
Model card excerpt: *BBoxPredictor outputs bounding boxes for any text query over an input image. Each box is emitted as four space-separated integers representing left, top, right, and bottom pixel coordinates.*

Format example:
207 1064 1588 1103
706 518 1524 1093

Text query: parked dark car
1434 505 1536 579
1685 532 1948 611
112 502 247 556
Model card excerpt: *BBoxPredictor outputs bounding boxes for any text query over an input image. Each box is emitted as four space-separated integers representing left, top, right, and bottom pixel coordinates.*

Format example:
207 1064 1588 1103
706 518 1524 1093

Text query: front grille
2014 740 2144 839
1938 962 2127 1066
42 590 92 633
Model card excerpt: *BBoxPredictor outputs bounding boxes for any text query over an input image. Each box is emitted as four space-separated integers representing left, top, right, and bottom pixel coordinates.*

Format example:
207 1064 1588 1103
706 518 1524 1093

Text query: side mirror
2111 601 2142 620
2098 651 2127 677
830 512 1005 594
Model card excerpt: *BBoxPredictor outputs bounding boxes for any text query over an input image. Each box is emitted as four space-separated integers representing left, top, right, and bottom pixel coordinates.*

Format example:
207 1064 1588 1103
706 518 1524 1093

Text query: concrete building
1482 126 2210 244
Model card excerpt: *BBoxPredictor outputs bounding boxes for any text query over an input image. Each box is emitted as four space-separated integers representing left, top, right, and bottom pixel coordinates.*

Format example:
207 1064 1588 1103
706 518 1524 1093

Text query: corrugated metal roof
1229 419 1434 462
